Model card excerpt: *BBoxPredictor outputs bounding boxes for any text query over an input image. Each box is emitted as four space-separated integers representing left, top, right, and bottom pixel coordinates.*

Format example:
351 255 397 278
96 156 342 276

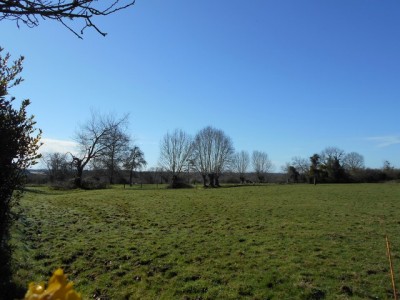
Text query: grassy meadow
10 183 400 299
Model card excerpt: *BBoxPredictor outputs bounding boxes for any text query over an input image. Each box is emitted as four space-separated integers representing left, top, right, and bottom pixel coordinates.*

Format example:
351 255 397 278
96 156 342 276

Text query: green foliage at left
0 47 42 297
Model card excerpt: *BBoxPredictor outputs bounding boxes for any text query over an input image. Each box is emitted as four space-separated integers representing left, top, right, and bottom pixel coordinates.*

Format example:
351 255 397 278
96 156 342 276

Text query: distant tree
42 152 72 182
191 127 212 186
281 163 291 182
94 114 130 184
329 157 347 182
158 129 193 188
286 165 299 183
192 126 234 187
382 160 397 180
0 0 135 38
320 147 347 182
383 160 393 171
309 154 320 185
343 152 365 171
0 47 41 296
342 151 364 180
123 145 147 186
232 150 250 184
291 156 310 182
71 111 126 188
320 147 345 165
252 150 273 183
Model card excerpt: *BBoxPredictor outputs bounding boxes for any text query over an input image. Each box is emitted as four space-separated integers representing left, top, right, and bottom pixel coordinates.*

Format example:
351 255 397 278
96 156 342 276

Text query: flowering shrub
24 268 81 300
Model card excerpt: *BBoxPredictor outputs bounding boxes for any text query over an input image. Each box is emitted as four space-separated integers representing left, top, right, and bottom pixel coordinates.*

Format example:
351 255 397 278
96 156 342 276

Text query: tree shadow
0 236 26 299
218 183 266 189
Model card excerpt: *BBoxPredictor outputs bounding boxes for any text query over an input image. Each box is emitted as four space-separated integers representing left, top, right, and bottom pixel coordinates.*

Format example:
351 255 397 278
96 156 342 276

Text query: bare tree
123 145 147 186
212 129 235 186
192 126 234 187
252 150 273 183
343 152 365 172
94 114 130 184
291 156 310 182
191 127 212 187
320 146 345 165
71 111 126 188
0 0 135 38
320 146 347 182
42 152 72 182
232 150 250 184
158 129 193 188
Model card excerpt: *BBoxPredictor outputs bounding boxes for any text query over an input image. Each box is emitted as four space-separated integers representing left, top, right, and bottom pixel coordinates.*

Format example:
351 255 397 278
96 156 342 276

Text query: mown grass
10 183 400 299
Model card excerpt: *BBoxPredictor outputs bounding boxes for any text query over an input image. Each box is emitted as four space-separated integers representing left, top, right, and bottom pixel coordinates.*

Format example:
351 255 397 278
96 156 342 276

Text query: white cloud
367 136 400 148
40 138 78 154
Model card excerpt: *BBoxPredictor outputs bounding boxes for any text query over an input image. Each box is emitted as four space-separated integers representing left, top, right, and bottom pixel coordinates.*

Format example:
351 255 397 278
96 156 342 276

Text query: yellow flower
24 268 82 300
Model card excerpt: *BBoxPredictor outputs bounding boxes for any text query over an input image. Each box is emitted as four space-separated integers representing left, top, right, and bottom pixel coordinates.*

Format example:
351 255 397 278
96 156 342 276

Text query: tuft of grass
10 183 400 299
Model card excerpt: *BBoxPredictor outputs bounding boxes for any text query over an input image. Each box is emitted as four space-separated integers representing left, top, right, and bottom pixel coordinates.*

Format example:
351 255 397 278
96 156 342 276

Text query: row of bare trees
159 134 399 186
159 127 235 187
44 123 397 188
43 112 147 188
232 151 274 184
158 127 274 187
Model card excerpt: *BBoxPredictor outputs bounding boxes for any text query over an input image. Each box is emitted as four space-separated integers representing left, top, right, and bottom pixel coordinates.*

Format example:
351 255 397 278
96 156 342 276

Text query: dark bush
80 178 109 190
168 181 193 189
221 175 241 184
50 180 76 190
360 169 387 183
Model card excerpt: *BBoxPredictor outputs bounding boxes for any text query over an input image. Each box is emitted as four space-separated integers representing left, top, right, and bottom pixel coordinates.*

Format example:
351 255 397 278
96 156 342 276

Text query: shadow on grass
24 186 79 195
218 184 264 189
0 237 25 299
23 187 49 194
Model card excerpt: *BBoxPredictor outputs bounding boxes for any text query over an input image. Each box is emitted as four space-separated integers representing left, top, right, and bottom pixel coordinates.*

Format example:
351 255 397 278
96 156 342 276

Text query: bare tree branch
0 0 135 38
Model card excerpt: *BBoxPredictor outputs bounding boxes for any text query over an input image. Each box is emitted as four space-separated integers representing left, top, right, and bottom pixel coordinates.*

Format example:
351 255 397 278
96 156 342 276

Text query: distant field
10 183 400 299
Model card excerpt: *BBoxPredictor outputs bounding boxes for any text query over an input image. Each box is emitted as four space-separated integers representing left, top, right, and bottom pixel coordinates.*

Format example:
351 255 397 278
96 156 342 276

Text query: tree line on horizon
34 112 400 189
157 128 400 187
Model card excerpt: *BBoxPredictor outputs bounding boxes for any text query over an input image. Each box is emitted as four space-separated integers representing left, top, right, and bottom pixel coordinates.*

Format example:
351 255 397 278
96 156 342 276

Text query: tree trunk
202 174 207 187
129 169 133 186
109 157 114 184
109 171 114 184
171 175 178 188
215 174 220 187
75 167 83 188
208 173 215 187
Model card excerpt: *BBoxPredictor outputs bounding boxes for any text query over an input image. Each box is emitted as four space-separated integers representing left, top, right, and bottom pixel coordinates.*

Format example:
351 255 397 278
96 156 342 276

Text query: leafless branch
0 0 135 38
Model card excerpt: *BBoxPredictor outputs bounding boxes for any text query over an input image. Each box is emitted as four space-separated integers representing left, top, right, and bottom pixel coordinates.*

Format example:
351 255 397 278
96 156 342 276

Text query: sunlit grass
11 183 400 299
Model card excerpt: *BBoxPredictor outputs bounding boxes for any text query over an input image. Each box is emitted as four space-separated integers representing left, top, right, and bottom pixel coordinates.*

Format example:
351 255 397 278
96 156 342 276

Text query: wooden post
386 235 398 300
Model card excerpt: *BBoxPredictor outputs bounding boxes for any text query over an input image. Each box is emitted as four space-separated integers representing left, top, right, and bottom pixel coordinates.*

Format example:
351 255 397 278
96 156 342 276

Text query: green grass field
10 183 400 299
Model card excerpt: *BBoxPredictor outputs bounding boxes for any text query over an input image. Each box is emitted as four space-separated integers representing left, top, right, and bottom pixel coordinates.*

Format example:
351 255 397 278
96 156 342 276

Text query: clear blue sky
1 0 399 169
